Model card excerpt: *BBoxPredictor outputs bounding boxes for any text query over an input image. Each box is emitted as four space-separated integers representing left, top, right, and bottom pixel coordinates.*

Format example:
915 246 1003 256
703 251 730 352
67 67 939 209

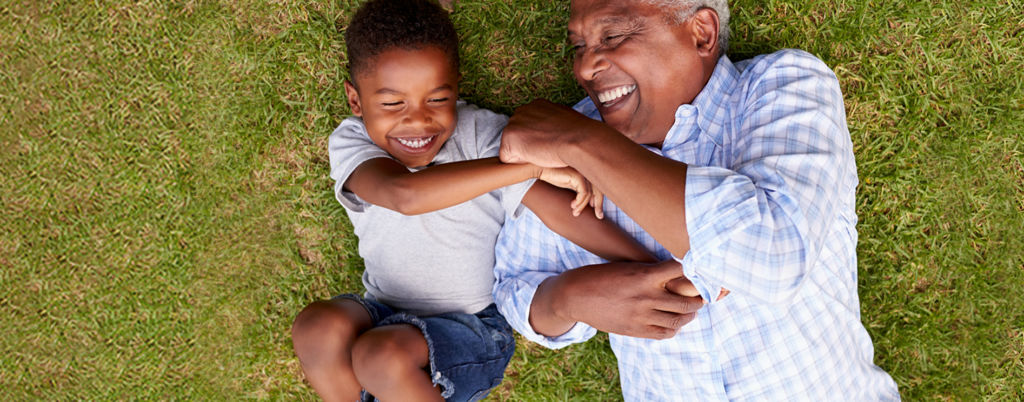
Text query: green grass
1 0 1021 400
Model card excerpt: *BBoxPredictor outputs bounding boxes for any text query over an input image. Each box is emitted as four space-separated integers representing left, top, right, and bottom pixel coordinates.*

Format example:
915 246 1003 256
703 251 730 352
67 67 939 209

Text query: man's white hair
640 0 731 54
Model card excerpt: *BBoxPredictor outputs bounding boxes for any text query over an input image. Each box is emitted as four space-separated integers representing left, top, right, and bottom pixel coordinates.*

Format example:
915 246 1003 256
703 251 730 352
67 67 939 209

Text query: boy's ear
344 80 363 117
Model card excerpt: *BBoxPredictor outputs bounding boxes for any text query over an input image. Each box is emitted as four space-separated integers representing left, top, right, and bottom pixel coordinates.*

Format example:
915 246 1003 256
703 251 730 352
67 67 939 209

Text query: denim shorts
336 294 516 402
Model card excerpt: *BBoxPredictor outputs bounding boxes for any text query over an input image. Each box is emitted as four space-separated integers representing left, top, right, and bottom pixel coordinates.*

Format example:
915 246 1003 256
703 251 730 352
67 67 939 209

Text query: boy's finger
592 187 605 219
571 190 589 216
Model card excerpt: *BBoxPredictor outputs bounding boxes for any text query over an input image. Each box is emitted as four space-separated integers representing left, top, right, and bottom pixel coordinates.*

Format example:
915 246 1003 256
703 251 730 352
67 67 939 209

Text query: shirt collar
664 55 739 148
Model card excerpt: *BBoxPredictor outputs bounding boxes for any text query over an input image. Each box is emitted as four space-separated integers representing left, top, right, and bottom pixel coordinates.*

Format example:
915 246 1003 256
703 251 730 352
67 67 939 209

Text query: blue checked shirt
493 50 899 401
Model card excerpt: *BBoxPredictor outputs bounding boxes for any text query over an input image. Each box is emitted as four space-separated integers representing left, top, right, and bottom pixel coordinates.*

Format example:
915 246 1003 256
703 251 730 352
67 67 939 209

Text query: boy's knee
291 301 362 355
351 330 423 387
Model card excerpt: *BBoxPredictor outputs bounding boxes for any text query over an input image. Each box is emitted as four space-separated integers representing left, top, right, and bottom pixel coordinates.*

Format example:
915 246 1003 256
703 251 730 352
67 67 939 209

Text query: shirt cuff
676 253 720 304
499 275 597 349
681 166 746 304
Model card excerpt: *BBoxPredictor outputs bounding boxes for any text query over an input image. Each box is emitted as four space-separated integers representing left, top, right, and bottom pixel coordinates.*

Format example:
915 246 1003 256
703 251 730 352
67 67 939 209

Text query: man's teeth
396 137 432 149
597 85 637 104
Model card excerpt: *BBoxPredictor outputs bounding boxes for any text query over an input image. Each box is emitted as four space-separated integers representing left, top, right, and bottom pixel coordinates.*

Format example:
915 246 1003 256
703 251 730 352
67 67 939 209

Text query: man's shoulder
735 49 835 82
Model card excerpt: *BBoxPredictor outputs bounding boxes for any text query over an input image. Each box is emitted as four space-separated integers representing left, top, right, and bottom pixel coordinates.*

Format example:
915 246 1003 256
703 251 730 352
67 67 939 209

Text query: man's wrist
530 274 576 336
557 122 609 168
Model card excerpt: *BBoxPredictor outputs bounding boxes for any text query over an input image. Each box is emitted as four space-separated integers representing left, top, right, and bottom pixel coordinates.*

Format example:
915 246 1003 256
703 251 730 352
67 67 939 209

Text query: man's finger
664 277 700 298
638 324 681 340
647 309 697 332
648 260 685 282
653 293 705 315
498 141 520 163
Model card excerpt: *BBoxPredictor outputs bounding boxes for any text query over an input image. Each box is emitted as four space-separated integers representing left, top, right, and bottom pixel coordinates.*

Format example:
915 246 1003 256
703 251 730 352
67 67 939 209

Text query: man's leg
351 324 444 401
291 298 373 402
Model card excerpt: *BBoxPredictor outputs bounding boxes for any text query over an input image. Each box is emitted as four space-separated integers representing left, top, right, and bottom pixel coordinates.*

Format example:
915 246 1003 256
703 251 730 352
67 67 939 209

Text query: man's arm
521 182 656 263
501 52 854 305
344 156 542 215
500 101 692 256
528 259 704 338
492 208 704 343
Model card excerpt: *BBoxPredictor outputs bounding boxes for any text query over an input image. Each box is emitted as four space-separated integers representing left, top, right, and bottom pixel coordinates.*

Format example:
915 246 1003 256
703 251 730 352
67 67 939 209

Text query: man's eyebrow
567 15 641 38
597 15 632 26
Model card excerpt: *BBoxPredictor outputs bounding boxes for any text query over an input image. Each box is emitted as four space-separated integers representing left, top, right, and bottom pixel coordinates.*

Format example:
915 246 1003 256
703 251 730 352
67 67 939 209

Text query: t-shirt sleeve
465 105 535 218
327 117 392 212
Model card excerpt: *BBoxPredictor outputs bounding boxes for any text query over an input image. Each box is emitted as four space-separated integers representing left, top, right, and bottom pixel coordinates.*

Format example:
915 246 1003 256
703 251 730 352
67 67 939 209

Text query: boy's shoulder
441 101 509 160
333 114 370 142
454 100 508 132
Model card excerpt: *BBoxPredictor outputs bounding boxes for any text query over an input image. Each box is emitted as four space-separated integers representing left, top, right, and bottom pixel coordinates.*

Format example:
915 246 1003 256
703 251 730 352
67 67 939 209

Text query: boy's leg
351 324 444 402
352 306 516 401
291 298 373 402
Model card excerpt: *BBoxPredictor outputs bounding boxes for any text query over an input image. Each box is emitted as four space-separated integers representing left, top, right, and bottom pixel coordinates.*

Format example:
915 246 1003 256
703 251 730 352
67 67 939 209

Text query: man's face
569 0 711 145
345 46 459 168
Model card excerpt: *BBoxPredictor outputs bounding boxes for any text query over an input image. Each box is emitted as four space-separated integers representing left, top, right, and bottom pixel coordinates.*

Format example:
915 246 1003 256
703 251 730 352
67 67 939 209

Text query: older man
494 0 900 400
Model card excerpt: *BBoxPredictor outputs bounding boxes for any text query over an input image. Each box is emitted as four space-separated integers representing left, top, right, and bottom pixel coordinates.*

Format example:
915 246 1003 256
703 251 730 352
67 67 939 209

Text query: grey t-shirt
327 102 534 316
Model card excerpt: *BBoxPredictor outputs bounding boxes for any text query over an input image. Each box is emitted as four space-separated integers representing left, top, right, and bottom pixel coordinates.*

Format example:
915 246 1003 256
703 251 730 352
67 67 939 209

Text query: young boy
290 1 654 401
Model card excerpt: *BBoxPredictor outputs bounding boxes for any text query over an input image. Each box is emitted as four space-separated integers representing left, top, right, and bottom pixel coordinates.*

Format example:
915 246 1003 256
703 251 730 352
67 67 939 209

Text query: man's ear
690 8 720 58
344 80 363 117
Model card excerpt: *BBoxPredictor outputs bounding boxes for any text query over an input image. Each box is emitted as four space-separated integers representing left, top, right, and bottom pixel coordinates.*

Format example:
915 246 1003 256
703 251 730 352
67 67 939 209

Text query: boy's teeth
597 84 637 104
397 137 431 149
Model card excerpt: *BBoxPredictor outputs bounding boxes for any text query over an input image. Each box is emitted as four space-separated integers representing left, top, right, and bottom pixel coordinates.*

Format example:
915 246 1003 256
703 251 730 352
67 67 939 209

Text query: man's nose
575 47 609 82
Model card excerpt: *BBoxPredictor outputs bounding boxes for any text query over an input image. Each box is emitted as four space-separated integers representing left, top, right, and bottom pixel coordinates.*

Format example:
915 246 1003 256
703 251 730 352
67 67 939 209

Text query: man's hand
538 166 605 218
666 277 732 302
500 99 609 168
535 260 705 339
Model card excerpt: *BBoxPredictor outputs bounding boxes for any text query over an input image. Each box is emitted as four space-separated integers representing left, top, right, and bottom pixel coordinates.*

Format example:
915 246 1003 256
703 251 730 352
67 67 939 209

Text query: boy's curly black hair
345 0 459 85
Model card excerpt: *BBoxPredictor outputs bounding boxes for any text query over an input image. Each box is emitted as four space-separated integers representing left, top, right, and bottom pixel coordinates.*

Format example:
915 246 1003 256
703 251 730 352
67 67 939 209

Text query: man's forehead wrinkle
568 13 643 39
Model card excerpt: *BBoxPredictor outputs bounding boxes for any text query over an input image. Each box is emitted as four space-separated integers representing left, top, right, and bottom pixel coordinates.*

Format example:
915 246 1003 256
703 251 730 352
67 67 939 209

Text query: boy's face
345 46 459 168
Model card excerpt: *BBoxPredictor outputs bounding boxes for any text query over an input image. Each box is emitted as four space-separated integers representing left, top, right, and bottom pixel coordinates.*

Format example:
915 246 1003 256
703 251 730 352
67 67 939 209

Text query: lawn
1 0 1021 400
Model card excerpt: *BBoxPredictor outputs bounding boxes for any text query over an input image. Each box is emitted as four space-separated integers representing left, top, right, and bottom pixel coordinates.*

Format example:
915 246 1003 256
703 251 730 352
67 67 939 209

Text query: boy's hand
538 167 599 218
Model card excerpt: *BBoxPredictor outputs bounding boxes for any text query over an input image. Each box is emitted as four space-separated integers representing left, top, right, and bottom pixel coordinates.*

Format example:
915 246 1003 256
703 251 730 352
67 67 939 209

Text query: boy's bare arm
522 182 657 263
344 156 541 215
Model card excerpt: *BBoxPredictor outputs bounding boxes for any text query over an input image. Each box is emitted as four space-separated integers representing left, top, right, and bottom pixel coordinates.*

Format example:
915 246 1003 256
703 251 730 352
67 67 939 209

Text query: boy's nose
403 106 432 126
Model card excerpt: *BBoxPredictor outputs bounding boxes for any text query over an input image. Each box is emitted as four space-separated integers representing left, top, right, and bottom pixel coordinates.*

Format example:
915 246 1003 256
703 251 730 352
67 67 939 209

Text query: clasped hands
504 100 731 338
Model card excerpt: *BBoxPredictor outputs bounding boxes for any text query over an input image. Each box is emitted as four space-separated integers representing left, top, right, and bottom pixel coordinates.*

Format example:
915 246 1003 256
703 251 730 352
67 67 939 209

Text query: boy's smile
345 46 460 168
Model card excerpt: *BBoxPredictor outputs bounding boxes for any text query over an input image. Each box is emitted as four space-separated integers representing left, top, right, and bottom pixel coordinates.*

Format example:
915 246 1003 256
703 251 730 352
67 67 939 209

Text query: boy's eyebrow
373 84 453 95
429 84 454 93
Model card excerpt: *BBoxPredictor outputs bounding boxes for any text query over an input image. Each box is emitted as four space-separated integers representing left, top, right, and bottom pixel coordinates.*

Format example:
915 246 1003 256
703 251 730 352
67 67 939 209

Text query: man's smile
596 84 637 107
